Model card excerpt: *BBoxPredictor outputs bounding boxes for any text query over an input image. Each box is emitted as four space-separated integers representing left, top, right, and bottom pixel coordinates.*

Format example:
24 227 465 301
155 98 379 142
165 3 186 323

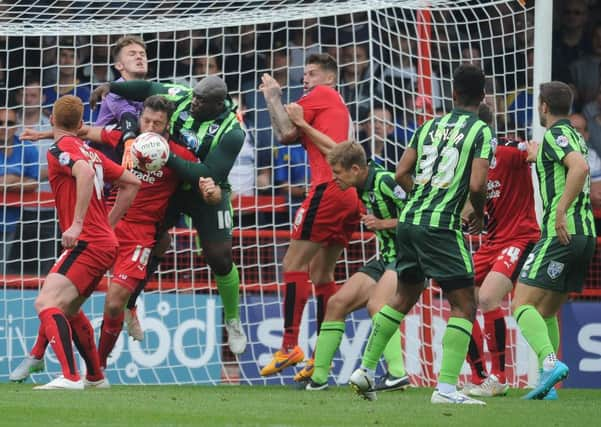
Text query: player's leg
98 281 132 369
261 239 321 376
33 272 83 389
307 271 374 388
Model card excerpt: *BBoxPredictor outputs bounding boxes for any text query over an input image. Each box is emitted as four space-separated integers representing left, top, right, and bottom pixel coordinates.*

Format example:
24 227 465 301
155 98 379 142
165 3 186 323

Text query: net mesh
1 0 538 386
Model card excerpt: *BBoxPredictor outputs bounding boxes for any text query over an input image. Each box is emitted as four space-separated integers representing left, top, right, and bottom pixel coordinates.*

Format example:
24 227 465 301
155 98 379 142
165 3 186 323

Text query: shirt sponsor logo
547 260 564 280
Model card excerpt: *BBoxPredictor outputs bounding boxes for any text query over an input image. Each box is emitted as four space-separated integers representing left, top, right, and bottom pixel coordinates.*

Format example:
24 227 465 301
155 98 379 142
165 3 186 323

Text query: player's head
51 95 83 132
0 108 18 148
113 35 148 80
191 75 228 122
327 140 368 190
303 53 338 92
538 81 573 127
140 95 174 136
452 64 485 108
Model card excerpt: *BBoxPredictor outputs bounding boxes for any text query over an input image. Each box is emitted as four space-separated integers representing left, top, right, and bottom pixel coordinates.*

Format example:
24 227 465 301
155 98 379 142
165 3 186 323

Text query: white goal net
0 0 539 387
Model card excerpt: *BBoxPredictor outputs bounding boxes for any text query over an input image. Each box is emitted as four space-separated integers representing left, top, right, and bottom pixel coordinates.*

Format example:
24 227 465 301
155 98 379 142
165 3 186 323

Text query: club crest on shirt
58 152 71 166
208 123 220 135
556 135 569 148
393 185 406 200
167 87 181 97
547 260 564 280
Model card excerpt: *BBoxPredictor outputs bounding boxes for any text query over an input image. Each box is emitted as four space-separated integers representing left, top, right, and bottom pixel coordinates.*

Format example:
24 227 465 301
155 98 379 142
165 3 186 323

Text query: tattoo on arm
265 97 297 142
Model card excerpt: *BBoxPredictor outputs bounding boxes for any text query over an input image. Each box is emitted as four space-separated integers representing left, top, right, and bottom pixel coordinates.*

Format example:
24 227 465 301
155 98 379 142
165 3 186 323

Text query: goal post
0 0 546 387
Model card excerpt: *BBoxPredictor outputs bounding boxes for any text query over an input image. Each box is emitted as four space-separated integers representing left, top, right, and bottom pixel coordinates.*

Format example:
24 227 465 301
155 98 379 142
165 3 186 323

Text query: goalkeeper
92 75 248 354
301 139 410 392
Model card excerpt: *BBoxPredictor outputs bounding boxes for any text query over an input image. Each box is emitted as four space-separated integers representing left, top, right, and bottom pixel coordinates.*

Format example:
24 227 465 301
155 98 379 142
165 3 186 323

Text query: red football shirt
47 135 124 246
101 128 196 224
485 141 540 243
297 85 352 186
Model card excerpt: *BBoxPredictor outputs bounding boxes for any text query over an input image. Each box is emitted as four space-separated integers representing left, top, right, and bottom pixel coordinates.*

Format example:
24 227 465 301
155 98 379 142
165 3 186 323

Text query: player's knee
104 297 125 318
206 255 233 276
478 294 499 312
325 294 347 319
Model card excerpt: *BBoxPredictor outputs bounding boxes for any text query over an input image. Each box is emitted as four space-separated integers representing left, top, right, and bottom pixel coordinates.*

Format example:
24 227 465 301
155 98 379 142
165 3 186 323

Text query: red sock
68 310 103 382
98 312 124 369
484 307 506 383
281 271 312 352
30 323 48 359
38 307 79 381
466 318 487 385
315 281 339 334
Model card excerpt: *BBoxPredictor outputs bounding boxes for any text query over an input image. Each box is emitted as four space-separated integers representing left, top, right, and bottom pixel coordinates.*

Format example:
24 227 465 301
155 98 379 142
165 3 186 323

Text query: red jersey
101 128 196 224
297 85 352 186
485 141 540 243
47 135 124 246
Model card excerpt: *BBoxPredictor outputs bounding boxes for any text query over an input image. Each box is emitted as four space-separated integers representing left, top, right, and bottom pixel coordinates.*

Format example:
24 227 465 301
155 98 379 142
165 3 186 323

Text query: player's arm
260 73 299 144
167 128 245 185
20 128 53 141
108 168 141 227
468 158 489 234
395 147 417 193
556 151 589 245
363 174 405 230
285 102 336 154
61 160 96 248
91 81 169 108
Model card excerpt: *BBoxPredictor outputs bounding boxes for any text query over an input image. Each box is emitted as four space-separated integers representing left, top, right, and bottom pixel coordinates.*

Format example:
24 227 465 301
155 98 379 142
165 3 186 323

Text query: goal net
0 0 538 387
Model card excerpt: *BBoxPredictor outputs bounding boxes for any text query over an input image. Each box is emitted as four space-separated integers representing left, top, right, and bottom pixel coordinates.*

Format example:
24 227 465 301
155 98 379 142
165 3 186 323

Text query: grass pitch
1 384 599 427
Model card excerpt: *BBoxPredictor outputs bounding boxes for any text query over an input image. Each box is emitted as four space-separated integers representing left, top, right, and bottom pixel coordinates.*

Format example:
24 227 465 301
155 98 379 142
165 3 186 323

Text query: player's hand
361 214 380 231
285 103 306 127
62 221 83 249
525 139 538 162
90 83 111 110
259 74 282 101
555 209 571 245
20 128 43 141
199 177 222 205
121 138 135 170
466 211 484 234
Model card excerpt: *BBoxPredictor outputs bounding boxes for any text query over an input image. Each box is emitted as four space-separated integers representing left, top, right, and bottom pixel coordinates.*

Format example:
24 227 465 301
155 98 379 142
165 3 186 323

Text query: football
130 132 170 172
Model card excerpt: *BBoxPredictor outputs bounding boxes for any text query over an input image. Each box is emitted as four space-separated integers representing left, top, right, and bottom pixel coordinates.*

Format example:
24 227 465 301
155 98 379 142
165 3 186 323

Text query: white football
130 132 170 172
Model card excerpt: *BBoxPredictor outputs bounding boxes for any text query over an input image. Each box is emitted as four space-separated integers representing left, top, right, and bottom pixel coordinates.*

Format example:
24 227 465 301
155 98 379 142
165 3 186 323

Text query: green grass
0 384 599 427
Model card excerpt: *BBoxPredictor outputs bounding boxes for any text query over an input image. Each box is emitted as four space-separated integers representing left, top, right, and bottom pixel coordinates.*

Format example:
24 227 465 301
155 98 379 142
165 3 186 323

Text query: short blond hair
327 141 367 169
53 95 83 131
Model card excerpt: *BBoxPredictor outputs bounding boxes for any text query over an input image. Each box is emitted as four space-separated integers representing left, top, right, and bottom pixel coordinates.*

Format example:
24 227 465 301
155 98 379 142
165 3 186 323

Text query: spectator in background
359 105 403 173
570 113 601 214
339 43 372 121
228 94 255 199
43 38 94 122
0 108 39 269
552 0 591 83
582 65 601 157
178 49 223 87
16 76 57 274
506 48 534 140
569 21 601 110
80 35 115 86
289 19 321 87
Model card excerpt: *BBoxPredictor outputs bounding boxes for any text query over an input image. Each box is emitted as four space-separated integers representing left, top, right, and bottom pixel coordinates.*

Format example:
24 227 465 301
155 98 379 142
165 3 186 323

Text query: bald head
193 75 227 101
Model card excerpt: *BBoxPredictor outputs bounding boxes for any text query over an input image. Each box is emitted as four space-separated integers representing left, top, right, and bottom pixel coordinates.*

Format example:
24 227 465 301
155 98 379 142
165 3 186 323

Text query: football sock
484 307 506 382
382 328 406 377
215 265 240 322
315 281 339 334
98 312 125 369
362 305 404 370
466 319 487 384
514 305 554 367
30 323 48 359
281 271 312 351
68 310 103 381
438 317 473 385
39 307 79 381
311 321 344 384
544 315 560 353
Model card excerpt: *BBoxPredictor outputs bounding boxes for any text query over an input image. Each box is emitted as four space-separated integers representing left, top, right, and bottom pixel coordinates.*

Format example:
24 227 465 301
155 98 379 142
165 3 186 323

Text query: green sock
544 316 560 353
438 317 473 385
312 321 345 384
514 305 554 366
383 328 406 377
215 265 240 321
362 305 404 370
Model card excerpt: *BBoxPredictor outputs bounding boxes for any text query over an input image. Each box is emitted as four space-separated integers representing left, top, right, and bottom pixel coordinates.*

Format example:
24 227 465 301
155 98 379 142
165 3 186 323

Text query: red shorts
473 239 536 287
291 180 362 246
50 241 118 297
111 221 158 293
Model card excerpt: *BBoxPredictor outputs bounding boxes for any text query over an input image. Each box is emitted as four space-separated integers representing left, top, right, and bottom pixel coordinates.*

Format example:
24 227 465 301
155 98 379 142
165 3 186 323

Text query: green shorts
519 235 596 293
395 222 474 285
164 187 233 242
358 259 395 282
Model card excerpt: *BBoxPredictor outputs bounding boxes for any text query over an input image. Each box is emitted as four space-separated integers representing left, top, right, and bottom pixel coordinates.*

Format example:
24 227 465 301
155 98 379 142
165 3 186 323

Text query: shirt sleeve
110 80 174 102
379 172 406 212
100 128 123 148
49 138 89 177
296 86 326 125
166 127 246 185
543 127 574 163
96 149 126 183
